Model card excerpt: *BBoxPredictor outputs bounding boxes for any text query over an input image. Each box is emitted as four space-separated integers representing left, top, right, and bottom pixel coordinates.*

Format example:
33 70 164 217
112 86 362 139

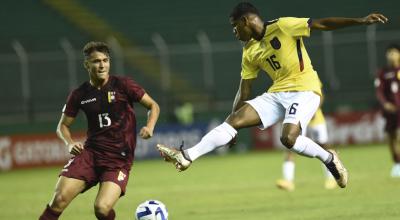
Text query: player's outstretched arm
311 13 388 31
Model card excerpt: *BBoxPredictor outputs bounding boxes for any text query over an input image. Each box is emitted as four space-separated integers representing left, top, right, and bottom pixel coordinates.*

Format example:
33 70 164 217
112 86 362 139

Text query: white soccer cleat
325 150 348 188
156 144 191 172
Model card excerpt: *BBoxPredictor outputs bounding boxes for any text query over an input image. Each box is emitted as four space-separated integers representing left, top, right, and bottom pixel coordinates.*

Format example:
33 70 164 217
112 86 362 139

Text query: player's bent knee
94 201 113 217
50 191 71 210
225 115 246 130
225 115 240 129
280 134 298 148
225 120 240 129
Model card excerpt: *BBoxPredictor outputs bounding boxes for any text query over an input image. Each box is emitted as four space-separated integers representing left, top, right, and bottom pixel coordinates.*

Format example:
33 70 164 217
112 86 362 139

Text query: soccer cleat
324 178 338 190
325 150 348 188
156 144 191 172
276 179 295 192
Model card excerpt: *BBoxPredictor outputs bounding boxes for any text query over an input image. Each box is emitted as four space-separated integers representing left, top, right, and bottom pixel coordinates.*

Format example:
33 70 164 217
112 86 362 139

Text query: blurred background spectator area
0 0 399 133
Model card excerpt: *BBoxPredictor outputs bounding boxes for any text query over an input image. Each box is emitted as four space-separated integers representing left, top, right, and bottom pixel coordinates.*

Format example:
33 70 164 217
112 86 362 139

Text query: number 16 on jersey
266 54 281 71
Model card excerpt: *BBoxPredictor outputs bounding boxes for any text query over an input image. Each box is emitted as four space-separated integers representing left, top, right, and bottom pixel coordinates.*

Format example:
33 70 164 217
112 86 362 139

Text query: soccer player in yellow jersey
157 2 387 189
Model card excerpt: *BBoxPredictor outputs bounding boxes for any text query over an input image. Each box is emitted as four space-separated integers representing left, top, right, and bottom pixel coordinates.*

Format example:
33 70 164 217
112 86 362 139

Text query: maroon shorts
383 111 400 133
60 148 133 196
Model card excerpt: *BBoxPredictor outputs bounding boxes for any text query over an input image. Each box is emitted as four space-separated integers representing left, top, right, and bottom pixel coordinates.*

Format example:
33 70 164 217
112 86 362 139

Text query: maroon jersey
375 67 400 109
63 75 145 159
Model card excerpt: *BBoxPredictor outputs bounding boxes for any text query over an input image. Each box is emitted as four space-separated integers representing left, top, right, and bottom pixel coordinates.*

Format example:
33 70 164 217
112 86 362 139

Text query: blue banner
135 123 210 160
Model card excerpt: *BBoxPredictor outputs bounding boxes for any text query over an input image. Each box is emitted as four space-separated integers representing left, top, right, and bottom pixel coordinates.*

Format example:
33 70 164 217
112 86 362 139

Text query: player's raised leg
279 92 347 188
277 111 336 191
157 102 262 171
39 176 86 220
281 122 347 188
307 113 337 189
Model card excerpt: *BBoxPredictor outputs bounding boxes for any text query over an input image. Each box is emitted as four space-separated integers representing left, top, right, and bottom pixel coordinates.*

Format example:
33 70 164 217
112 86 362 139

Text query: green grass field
1 145 400 220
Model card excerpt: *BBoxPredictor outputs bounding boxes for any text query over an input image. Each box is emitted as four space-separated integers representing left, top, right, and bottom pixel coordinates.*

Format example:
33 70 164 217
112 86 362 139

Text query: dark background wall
1 0 399 134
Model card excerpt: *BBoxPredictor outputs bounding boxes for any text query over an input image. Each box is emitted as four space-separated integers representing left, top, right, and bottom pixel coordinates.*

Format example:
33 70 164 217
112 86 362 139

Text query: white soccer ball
135 200 169 220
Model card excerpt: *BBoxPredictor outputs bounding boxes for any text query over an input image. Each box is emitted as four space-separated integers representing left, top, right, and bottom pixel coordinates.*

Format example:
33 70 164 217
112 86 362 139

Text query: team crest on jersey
118 170 126 181
270 37 281 50
107 91 116 103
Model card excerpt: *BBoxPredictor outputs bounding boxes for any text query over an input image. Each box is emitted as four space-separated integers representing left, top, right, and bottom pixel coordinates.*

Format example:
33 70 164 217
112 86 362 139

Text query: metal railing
1 26 399 124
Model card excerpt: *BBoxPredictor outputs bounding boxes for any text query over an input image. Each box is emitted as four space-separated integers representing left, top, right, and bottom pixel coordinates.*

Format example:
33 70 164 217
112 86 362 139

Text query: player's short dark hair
386 44 400 52
230 2 260 21
83 41 110 59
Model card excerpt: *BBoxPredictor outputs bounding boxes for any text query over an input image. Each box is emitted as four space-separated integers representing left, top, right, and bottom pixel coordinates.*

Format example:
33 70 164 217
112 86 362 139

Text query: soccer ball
135 200 168 220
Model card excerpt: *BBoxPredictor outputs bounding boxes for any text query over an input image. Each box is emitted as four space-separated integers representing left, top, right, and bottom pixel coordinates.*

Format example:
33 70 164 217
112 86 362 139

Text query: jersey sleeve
240 50 259 79
124 77 145 102
278 17 311 37
63 90 80 117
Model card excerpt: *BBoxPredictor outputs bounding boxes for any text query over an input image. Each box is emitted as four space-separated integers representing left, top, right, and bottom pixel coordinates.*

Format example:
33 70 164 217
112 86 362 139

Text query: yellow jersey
241 17 322 96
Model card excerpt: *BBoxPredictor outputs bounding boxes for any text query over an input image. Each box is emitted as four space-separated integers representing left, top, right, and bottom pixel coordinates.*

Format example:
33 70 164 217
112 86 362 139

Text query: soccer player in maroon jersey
375 44 400 177
39 41 160 220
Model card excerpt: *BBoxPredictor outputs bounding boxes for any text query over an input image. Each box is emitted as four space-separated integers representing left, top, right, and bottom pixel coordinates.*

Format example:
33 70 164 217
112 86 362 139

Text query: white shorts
307 123 328 144
245 91 320 135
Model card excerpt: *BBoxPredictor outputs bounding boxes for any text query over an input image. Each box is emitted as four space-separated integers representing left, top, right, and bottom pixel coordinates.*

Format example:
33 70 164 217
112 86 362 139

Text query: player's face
386 48 400 66
85 51 110 81
230 16 252 42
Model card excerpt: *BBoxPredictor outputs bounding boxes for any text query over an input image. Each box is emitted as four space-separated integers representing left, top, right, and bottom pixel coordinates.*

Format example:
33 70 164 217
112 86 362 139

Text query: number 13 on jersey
98 113 111 128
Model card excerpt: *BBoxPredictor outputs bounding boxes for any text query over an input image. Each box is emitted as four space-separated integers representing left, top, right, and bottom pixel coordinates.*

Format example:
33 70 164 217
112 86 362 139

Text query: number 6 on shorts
289 103 299 115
